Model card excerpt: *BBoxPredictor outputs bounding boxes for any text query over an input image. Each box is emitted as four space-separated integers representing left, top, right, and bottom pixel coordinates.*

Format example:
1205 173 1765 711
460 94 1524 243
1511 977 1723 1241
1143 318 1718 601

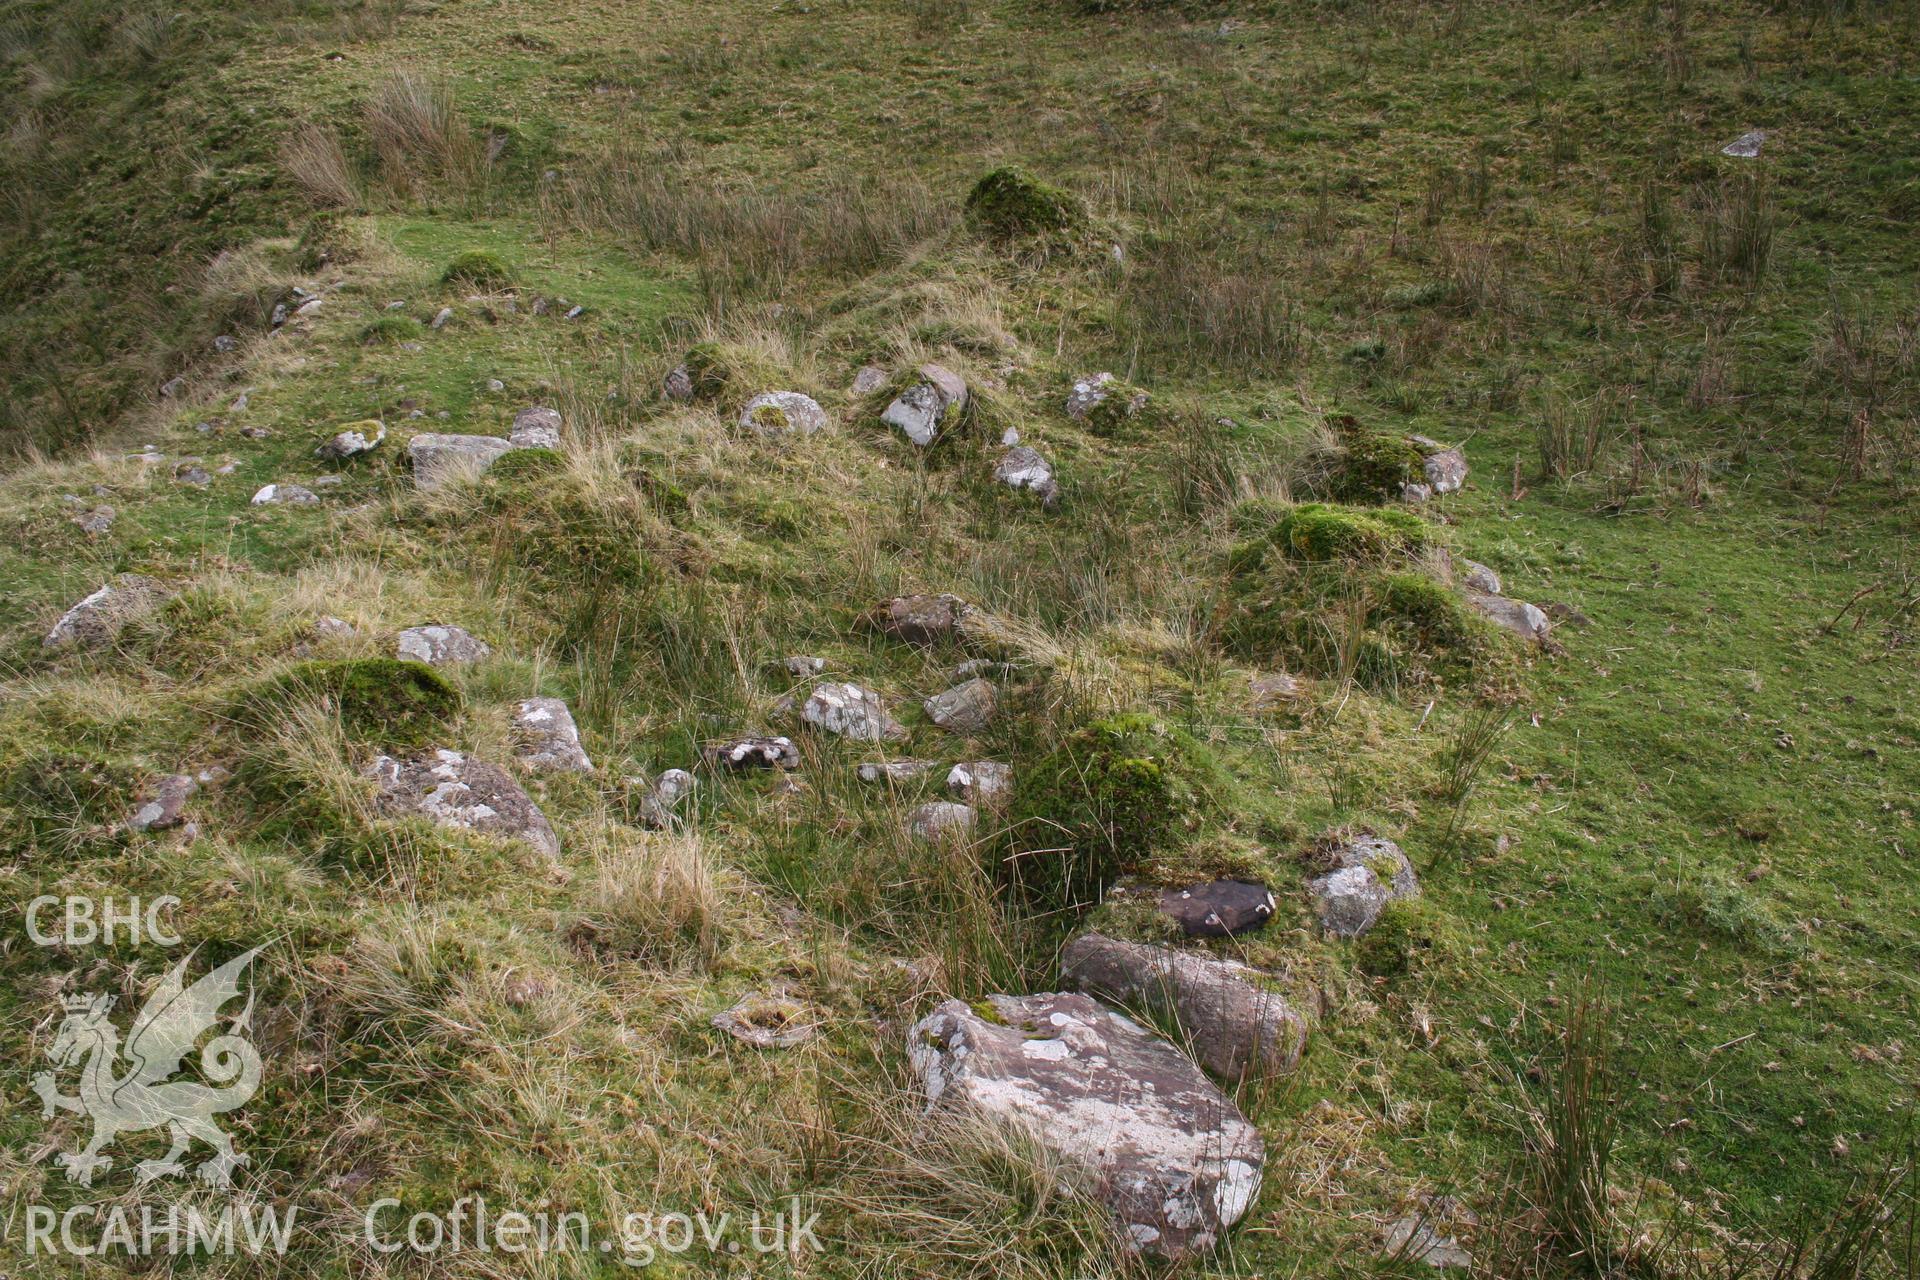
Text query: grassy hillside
1 0 1917 1276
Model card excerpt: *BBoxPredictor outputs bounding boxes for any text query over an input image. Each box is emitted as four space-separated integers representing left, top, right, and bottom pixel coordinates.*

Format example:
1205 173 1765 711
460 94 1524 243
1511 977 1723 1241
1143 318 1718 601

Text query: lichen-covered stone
513 696 593 773
867 593 972 644
907 801 976 842
801 682 907 742
509 406 563 449
408 432 515 490
739 390 827 436
1461 559 1501 595
713 992 818 1049
396 624 490 666
704 736 800 771
637 768 696 828
1308 835 1419 938
947 760 1012 806
1060 932 1306 1082
317 421 386 460
858 759 939 783
364 749 560 856
881 363 968 447
994 446 1059 506
1464 591 1551 645
44 576 165 650
1157 878 1275 938
924 678 997 734
908 993 1263 1259
129 773 198 833
252 483 319 506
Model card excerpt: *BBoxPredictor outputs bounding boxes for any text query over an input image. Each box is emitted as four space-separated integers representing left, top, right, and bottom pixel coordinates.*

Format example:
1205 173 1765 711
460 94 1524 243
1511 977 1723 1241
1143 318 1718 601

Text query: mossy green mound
1268 502 1433 562
0 750 136 859
965 166 1083 239
1353 897 1465 977
360 315 425 345
245 658 462 747
1010 713 1228 908
440 249 516 290
1330 418 1428 502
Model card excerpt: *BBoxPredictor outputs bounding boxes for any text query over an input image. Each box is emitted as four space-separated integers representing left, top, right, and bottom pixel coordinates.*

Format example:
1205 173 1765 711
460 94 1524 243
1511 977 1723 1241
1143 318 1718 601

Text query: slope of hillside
2 1 1917 1276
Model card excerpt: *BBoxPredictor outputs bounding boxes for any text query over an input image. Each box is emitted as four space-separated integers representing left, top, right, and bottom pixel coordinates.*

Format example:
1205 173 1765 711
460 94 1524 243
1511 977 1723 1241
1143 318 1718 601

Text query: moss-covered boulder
965 166 1084 239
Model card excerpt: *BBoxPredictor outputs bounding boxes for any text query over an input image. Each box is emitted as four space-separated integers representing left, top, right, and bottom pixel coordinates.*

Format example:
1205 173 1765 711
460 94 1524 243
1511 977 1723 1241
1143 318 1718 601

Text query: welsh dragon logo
31 947 262 1188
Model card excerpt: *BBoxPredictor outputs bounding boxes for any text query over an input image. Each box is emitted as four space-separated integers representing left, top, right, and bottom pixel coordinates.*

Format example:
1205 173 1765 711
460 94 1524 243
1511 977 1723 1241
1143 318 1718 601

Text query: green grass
0 0 1917 1276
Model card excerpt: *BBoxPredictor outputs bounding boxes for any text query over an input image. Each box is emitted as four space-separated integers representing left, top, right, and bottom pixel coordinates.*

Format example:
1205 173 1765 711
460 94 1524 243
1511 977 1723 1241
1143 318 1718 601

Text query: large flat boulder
364 749 559 856
1060 933 1306 1083
44 576 165 650
408 433 515 491
909 992 1264 1259
800 682 906 742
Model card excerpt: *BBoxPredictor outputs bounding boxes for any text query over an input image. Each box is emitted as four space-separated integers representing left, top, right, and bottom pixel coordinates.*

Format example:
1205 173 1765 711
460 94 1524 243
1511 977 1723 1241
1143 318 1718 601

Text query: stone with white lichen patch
513 696 593 773
364 749 559 856
908 992 1264 1259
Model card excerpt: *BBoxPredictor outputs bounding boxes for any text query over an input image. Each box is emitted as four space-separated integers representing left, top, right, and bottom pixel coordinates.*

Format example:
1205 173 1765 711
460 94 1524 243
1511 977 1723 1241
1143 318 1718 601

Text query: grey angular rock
311 615 355 641
738 390 827 436
251 483 319 506
364 749 559 857
1722 129 1767 158
396 624 491 665
159 375 186 399
1060 933 1306 1082
782 655 826 677
1384 1196 1476 1269
704 736 800 771
946 760 1012 806
1422 447 1468 494
924 678 997 734
1248 670 1302 708
662 364 694 402
908 993 1264 1259
868 593 971 644
213 335 238 354
316 422 385 460
713 992 818 1049
801 682 906 742
639 768 697 828
1158 879 1276 938
1308 835 1419 939
408 433 515 490
881 363 968 446
509 406 562 449
1461 559 1501 596
129 774 198 833
175 465 212 487
1065 372 1147 424
430 306 454 330
907 801 975 842
1465 590 1551 645
858 759 938 783
513 696 594 773
44 576 164 650
72 506 115 535
994 446 1059 506
851 364 888 395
